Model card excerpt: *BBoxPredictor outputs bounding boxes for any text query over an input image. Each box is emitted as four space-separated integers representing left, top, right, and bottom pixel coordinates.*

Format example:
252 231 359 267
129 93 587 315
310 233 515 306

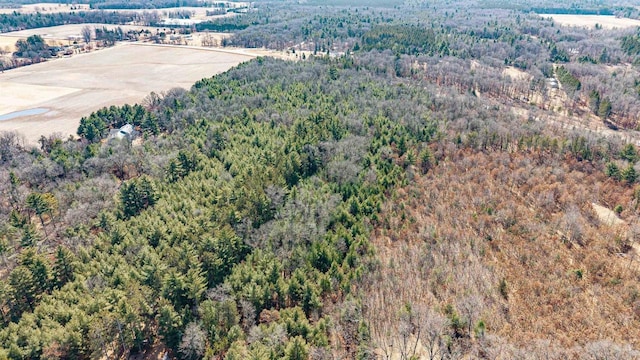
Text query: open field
0 23 234 47
0 83 79 114
0 23 174 41
0 42 255 143
0 36 17 52
0 35 62 52
544 14 640 29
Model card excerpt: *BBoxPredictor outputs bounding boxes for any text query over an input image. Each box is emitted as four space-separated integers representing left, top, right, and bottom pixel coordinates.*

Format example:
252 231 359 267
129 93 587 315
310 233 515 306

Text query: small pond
0 108 49 121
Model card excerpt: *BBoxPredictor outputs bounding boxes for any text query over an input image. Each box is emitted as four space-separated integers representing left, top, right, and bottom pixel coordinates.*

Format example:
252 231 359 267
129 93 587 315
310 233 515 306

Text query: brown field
0 36 17 52
0 23 235 49
0 43 255 143
544 14 640 29
0 24 235 52
0 24 175 42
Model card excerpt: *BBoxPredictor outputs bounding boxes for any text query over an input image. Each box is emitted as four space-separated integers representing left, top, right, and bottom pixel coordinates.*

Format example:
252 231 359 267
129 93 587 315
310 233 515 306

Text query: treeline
88 0 209 9
0 10 139 33
195 22 248 32
531 7 614 15
480 0 630 16
13 34 50 59
301 0 401 6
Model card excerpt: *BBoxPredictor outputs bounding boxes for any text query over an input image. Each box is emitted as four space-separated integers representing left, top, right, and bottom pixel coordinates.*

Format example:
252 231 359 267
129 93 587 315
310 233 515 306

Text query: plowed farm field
0 42 254 143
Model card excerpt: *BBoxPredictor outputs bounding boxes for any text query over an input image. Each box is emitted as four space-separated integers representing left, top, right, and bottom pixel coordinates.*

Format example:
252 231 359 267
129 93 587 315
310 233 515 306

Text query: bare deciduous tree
419 308 450 360
82 26 93 44
179 322 206 360
585 340 640 360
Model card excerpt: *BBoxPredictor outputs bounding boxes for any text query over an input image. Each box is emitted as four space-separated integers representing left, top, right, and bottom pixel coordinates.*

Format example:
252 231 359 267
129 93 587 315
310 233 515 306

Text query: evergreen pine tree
53 246 75 288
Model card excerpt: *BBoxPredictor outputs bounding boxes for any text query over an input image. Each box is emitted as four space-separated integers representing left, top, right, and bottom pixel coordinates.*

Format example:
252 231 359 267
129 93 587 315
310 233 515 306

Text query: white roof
119 124 134 134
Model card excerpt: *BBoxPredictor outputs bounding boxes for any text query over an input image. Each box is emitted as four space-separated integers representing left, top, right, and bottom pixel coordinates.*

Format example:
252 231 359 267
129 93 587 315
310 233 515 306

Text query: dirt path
591 203 624 226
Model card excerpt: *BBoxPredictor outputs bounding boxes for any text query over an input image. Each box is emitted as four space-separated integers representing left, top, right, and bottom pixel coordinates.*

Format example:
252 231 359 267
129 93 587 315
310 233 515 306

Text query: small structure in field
159 18 203 27
109 124 136 141
67 35 82 44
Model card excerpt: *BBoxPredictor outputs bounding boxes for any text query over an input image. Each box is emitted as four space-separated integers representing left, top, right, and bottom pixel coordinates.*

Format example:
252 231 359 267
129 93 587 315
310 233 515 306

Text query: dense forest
0 55 422 359
2 0 640 359
207 1 640 130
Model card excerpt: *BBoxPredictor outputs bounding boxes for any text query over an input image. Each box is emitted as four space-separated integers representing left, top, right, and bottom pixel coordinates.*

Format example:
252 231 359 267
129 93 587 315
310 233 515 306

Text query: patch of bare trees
363 145 640 358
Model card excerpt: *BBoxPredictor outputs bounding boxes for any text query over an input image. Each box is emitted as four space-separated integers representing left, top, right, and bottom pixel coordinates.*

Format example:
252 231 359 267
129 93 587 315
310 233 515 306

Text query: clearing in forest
0 43 254 143
544 14 640 29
